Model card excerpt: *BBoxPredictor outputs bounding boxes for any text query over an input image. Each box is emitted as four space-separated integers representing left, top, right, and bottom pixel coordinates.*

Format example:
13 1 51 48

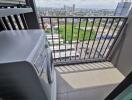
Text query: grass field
45 22 97 43
59 24 96 43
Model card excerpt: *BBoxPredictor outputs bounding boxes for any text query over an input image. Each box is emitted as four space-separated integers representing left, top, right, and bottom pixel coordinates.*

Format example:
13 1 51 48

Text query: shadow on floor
56 62 114 74
56 62 124 100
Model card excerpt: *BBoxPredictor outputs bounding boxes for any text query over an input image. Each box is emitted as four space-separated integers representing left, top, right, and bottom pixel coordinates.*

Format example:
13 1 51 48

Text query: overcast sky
35 0 120 9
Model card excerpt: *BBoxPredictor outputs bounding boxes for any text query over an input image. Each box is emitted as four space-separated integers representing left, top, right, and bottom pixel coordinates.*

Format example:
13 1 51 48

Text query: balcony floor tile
55 62 124 100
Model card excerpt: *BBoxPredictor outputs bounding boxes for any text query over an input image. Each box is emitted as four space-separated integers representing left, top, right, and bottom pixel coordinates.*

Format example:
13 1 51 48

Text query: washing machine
0 29 56 100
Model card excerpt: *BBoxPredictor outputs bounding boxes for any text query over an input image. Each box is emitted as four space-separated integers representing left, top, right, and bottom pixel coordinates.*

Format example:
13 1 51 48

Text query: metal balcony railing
0 4 32 31
40 16 127 65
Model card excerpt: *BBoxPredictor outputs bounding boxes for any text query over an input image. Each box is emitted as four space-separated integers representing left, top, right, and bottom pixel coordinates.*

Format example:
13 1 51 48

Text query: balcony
0 2 132 100
40 16 128 100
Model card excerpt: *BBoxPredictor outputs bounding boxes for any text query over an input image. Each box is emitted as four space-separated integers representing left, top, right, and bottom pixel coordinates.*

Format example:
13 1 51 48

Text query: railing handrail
41 16 128 19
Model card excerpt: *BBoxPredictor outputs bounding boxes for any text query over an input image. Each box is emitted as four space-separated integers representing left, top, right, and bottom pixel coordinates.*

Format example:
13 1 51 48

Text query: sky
35 0 121 9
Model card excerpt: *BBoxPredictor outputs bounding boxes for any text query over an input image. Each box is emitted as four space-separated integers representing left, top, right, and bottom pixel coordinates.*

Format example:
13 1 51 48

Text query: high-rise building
64 5 66 10
73 4 75 12
114 0 131 16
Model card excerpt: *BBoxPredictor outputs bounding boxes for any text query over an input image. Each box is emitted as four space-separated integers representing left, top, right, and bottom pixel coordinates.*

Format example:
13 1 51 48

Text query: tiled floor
55 62 125 100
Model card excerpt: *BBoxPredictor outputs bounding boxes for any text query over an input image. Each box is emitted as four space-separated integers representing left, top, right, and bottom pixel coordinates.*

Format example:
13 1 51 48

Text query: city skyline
35 0 121 9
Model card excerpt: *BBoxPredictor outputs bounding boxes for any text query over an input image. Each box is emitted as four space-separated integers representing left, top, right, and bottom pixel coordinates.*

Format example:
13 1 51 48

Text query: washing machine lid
0 30 44 63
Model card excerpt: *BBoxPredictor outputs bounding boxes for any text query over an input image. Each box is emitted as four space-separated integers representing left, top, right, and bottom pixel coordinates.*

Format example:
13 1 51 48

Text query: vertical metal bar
106 18 127 59
70 18 74 60
84 18 95 59
0 18 7 30
14 15 22 30
7 15 16 30
50 18 55 60
20 14 28 29
97 18 115 58
93 18 108 59
65 18 67 61
75 18 81 60
2 17 11 30
41 17 45 30
57 18 61 61
88 18 102 59
0 18 5 31
79 18 88 59
102 18 121 57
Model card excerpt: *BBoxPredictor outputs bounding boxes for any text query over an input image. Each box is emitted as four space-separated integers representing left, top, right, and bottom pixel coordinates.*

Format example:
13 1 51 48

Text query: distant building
73 4 75 12
64 5 66 10
114 0 131 16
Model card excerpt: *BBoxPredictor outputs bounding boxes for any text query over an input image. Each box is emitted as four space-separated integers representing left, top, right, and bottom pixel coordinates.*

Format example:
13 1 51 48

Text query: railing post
24 0 40 29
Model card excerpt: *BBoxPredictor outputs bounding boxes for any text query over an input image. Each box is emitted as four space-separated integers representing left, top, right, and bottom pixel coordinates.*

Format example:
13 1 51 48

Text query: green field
59 24 96 43
45 22 97 43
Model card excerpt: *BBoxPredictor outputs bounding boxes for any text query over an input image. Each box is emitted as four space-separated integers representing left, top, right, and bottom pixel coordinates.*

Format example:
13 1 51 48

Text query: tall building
64 5 66 10
73 4 75 12
114 0 131 16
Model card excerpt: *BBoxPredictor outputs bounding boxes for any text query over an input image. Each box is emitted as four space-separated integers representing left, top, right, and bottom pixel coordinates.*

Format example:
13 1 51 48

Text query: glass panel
114 84 132 100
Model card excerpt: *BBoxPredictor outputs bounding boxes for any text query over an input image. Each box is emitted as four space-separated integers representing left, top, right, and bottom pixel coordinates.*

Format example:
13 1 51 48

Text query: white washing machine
0 29 56 100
